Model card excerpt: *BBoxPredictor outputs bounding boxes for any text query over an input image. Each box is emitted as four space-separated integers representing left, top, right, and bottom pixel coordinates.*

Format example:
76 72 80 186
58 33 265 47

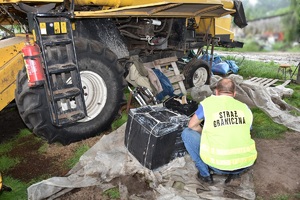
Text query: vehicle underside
0 0 247 144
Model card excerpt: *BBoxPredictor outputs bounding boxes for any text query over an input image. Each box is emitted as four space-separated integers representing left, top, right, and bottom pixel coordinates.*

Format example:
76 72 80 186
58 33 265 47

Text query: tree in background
283 0 300 42
243 0 290 21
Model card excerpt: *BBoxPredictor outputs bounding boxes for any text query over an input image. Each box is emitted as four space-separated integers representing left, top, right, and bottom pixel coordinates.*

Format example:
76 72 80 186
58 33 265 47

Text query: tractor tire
182 59 210 89
15 38 126 145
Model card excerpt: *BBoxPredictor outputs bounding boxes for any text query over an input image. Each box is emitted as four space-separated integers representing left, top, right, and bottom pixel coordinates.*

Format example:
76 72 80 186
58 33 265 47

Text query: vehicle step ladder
33 13 87 126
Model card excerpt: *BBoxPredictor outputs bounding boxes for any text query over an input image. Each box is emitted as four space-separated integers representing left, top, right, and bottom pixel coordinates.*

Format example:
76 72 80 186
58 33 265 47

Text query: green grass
0 156 20 171
65 144 90 169
37 143 49 154
18 129 32 138
103 187 120 199
111 111 128 131
227 58 280 79
270 194 291 200
0 176 29 200
284 84 300 109
0 141 14 154
251 108 288 139
0 130 30 172
0 129 32 154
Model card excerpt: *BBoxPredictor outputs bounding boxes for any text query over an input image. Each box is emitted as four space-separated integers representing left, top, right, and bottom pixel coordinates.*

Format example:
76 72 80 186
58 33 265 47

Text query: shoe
196 172 214 185
225 174 241 187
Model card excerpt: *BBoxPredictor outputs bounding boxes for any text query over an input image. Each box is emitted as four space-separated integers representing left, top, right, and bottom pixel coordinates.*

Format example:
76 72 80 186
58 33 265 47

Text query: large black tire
182 59 210 89
15 38 126 145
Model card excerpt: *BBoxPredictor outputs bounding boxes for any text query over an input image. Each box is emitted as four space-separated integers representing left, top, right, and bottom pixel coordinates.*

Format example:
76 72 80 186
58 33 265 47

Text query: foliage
65 144 90 168
243 0 290 21
283 0 300 42
103 187 120 199
271 41 300 52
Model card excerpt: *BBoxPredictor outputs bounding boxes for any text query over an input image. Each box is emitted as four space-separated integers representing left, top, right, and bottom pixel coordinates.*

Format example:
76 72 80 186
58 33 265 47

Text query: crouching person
182 78 257 185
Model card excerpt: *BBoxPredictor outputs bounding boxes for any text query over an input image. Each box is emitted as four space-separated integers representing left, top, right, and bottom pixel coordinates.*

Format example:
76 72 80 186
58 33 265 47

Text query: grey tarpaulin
202 75 300 132
236 76 300 132
28 75 299 200
27 123 255 200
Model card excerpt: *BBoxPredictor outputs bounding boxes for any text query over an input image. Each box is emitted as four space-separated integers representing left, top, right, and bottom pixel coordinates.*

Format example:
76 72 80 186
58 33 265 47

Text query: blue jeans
181 128 248 177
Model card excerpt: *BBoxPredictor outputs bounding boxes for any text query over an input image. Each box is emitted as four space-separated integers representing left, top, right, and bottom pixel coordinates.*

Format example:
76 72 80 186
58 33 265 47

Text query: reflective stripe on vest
200 95 257 170
201 154 257 167
201 143 256 156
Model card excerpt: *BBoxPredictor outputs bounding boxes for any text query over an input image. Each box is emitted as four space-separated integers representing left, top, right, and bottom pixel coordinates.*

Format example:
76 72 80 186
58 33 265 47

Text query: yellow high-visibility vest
200 95 257 170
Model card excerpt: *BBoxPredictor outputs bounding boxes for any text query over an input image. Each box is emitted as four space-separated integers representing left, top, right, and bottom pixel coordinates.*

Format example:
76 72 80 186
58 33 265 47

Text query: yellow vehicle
0 0 247 144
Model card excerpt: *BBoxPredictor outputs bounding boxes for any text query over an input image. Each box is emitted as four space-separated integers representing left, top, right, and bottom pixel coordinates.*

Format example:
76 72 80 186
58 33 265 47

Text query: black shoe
196 172 214 185
225 174 241 186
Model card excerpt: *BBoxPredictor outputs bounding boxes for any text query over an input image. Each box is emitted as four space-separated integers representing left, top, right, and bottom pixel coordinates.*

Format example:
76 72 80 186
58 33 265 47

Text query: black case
125 106 189 169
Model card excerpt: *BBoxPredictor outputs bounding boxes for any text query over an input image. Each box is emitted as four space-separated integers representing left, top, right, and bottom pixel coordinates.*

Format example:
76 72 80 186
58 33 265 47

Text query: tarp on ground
27 123 256 200
27 75 300 199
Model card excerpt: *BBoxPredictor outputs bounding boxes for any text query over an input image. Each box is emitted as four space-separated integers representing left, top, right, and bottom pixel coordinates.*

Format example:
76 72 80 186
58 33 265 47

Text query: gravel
215 51 300 66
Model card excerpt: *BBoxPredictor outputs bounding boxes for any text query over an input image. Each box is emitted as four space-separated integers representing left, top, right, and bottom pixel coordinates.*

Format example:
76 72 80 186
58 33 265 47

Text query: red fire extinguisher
22 36 45 87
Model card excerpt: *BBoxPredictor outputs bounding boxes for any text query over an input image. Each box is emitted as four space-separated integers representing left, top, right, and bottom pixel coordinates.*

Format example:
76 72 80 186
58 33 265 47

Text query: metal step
57 110 86 125
43 38 72 46
34 15 87 126
48 63 77 74
53 87 81 101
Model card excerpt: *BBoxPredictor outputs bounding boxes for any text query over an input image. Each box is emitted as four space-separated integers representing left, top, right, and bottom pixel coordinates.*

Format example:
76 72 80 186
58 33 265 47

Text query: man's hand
188 114 203 133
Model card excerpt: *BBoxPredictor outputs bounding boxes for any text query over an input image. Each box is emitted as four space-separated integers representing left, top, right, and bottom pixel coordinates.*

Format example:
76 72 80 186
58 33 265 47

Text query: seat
277 64 292 80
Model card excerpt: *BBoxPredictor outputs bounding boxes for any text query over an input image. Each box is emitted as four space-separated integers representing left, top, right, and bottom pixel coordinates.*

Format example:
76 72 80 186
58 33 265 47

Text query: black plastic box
124 106 189 170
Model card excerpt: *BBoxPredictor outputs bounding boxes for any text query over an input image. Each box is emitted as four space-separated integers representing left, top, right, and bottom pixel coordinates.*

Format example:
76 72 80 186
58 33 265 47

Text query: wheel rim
79 71 107 122
65 71 107 122
192 67 208 87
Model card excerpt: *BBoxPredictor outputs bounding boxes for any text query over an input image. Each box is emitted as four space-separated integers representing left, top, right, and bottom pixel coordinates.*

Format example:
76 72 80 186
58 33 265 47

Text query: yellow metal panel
0 53 24 111
215 16 233 40
0 36 27 111
0 37 25 67
221 0 234 9
197 18 215 36
74 2 235 18
0 81 17 111
74 0 223 7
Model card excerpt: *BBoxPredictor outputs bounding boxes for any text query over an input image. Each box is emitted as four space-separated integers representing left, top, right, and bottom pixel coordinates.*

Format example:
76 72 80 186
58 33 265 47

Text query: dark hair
216 78 236 94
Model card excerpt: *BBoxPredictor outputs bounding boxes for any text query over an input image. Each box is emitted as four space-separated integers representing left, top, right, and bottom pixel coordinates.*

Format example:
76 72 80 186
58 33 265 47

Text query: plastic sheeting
28 75 300 199
208 75 300 132
237 78 300 132
27 123 256 200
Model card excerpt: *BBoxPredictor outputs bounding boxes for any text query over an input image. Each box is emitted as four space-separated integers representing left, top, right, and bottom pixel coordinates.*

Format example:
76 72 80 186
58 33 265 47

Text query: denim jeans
181 128 248 177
